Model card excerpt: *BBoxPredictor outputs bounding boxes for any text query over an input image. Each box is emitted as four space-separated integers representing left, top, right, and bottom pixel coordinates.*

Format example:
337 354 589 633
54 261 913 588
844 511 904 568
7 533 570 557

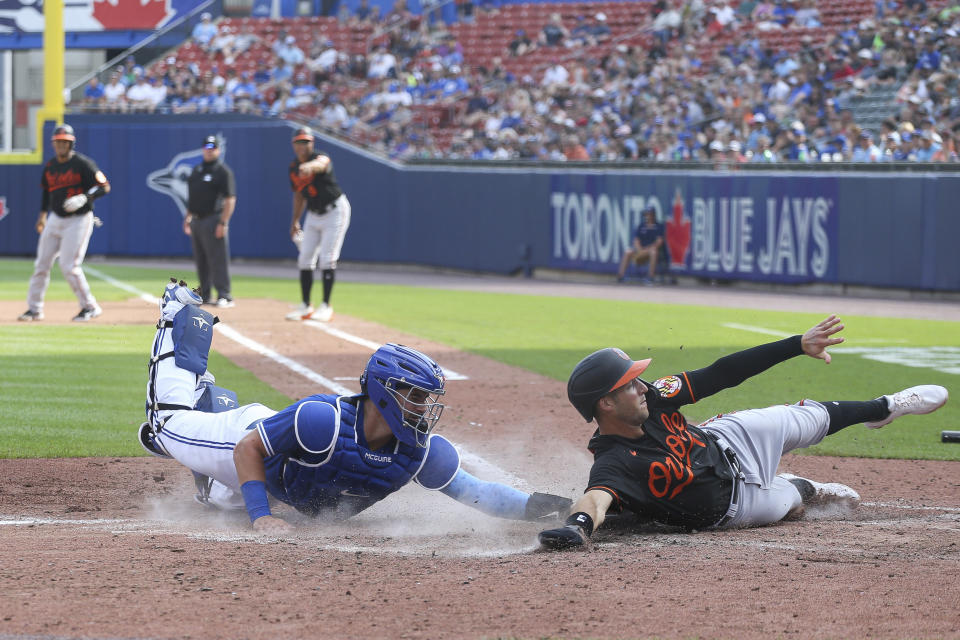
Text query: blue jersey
635 222 663 248
251 394 460 519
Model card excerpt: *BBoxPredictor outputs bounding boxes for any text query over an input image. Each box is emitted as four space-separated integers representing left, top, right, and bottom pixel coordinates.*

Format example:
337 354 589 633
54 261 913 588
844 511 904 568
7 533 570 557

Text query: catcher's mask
567 348 651 422
51 124 76 149
360 343 445 448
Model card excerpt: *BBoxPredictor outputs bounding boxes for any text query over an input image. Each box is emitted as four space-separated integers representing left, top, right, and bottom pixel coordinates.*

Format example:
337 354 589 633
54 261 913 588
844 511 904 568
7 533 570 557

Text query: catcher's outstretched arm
440 469 572 522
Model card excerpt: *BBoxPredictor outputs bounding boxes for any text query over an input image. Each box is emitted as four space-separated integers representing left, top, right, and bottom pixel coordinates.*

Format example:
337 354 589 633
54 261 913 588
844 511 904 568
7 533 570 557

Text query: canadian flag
92 0 172 31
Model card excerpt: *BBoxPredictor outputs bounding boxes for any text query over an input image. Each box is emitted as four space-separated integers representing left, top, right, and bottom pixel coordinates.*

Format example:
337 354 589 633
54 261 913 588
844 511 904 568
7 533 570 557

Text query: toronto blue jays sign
549 174 839 284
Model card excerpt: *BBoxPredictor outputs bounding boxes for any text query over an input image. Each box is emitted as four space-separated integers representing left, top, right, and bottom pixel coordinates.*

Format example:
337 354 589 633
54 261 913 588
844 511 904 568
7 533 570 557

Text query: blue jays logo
215 394 236 408
192 315 211 331
146 136 227 218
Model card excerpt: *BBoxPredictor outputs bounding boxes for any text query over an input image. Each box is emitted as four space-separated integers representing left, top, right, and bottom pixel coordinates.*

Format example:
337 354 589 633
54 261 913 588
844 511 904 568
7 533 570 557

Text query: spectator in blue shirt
617 207 664 283
192 13 217 48
915 40 941 71
82 77 105 110
252 61 272 84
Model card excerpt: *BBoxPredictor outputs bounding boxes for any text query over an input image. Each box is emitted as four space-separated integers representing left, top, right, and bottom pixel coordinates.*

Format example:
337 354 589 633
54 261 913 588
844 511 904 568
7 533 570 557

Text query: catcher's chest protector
276 397 427 517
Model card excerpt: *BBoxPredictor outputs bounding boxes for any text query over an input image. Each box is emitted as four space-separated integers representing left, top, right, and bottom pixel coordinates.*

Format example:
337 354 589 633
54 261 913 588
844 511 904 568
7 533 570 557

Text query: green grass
1 258 957 460
0 323 292 458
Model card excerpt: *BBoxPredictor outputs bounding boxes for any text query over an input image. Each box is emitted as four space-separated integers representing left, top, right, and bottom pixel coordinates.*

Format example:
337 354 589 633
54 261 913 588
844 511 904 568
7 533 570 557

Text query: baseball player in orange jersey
286 127 351 322
19 124 110 322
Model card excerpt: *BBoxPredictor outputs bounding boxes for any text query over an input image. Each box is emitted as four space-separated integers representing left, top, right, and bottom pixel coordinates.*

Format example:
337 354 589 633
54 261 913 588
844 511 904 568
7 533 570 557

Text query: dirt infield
1 287 959 640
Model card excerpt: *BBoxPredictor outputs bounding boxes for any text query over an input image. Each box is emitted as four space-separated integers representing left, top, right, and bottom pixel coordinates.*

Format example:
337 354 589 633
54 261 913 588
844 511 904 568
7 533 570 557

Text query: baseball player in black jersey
285 127 351 323
539 315 949 549
18 124 110 322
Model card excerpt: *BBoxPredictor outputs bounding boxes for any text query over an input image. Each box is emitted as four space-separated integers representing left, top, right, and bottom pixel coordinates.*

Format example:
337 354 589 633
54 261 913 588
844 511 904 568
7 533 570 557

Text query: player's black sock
299 269 313 305
322 269 335 304
822 399 890 435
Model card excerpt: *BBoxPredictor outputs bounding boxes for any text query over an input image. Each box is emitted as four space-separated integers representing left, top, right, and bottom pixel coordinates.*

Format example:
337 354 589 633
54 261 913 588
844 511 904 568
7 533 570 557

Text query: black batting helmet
567 348 652 422
292 127 314 142
51 124 76 145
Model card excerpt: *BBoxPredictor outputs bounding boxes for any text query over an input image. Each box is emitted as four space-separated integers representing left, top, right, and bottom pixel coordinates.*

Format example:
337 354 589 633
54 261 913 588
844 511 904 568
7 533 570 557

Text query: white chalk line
303 318 468 380
87 269 521 487
86 266 156 305
214 323 355 395
862 501 960 513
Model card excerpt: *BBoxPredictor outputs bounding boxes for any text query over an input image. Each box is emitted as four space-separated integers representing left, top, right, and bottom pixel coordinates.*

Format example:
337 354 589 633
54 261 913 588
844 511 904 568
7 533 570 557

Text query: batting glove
63 194 88 213
538 524 588 550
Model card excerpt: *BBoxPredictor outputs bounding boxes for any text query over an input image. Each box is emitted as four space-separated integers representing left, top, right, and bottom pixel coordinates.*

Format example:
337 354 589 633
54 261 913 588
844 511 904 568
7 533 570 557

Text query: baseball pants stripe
701 400 831 529
157 404 276 492
147 322 277 492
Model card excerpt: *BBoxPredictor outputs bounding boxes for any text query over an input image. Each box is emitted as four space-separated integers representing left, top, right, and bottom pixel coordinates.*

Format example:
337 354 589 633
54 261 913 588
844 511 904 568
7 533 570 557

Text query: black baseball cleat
192 471 215 508
137 422 171 458
17 309 44 321
73 305 102 322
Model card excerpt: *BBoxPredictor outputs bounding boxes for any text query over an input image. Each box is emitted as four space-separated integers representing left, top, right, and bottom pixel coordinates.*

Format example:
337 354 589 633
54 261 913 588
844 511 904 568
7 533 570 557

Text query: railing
65 0 224 105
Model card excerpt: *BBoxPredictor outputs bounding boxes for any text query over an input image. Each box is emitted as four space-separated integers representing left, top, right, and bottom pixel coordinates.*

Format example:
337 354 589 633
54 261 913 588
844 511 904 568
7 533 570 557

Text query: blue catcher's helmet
360 343 446 448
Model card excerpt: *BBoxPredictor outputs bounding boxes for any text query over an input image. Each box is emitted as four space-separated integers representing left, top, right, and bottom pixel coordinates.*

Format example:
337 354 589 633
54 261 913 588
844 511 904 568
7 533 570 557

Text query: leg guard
195 384 239 413
171 305 218 375
145 306 217 429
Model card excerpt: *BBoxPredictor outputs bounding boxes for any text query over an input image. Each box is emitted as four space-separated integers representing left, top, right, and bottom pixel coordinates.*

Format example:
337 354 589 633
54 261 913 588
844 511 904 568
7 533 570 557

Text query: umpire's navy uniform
187 136 236 304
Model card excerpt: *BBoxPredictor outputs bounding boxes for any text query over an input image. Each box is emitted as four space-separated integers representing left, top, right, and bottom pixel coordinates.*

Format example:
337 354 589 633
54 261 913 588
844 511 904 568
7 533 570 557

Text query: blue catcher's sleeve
415 434 461 490
257 400 338 457
440 468 530 520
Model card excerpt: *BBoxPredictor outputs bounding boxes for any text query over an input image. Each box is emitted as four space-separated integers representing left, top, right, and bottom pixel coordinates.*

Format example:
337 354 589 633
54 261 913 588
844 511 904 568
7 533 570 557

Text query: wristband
86 184 107 200
240 480 271 522
564 511 594 537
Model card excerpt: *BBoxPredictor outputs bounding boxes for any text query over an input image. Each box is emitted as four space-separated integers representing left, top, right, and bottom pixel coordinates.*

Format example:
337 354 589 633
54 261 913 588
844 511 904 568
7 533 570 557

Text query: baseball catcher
539 315 948 549
141 279 571 534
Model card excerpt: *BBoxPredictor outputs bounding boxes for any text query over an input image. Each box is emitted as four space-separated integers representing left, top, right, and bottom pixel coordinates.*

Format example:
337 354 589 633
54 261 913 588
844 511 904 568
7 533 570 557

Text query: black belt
308 202 336 215
707 431 743 528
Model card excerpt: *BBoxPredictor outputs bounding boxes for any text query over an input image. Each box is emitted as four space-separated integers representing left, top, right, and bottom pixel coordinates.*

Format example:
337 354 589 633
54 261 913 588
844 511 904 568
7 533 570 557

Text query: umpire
184 135 236 307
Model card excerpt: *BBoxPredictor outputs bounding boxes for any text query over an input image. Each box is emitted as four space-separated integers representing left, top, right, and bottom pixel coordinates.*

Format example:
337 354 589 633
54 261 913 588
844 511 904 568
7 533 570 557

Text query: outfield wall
1 115 958 291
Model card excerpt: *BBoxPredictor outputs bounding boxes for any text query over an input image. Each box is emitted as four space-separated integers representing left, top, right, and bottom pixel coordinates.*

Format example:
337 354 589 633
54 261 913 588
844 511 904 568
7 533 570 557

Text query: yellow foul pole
0 0 64 163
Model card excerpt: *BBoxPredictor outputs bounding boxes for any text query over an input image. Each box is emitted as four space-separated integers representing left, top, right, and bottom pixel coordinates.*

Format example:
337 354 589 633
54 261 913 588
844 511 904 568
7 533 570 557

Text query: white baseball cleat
314 302 333 322
160 278 203 321
780 473 861 508
864 385 949 429
285 303 314 321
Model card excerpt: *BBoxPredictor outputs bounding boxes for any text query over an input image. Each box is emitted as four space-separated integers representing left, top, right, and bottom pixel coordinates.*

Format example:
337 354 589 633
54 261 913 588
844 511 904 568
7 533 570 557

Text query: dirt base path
1 275 958 639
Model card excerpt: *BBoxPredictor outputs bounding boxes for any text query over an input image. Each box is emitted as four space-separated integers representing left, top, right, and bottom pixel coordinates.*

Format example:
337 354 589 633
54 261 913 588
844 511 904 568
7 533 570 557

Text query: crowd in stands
75 1 960 163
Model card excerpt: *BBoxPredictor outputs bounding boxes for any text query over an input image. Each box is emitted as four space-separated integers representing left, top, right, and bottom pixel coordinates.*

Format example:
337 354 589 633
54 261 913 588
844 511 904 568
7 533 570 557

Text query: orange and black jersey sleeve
41 153 108 216
649 334 804 408
289 152 343 212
